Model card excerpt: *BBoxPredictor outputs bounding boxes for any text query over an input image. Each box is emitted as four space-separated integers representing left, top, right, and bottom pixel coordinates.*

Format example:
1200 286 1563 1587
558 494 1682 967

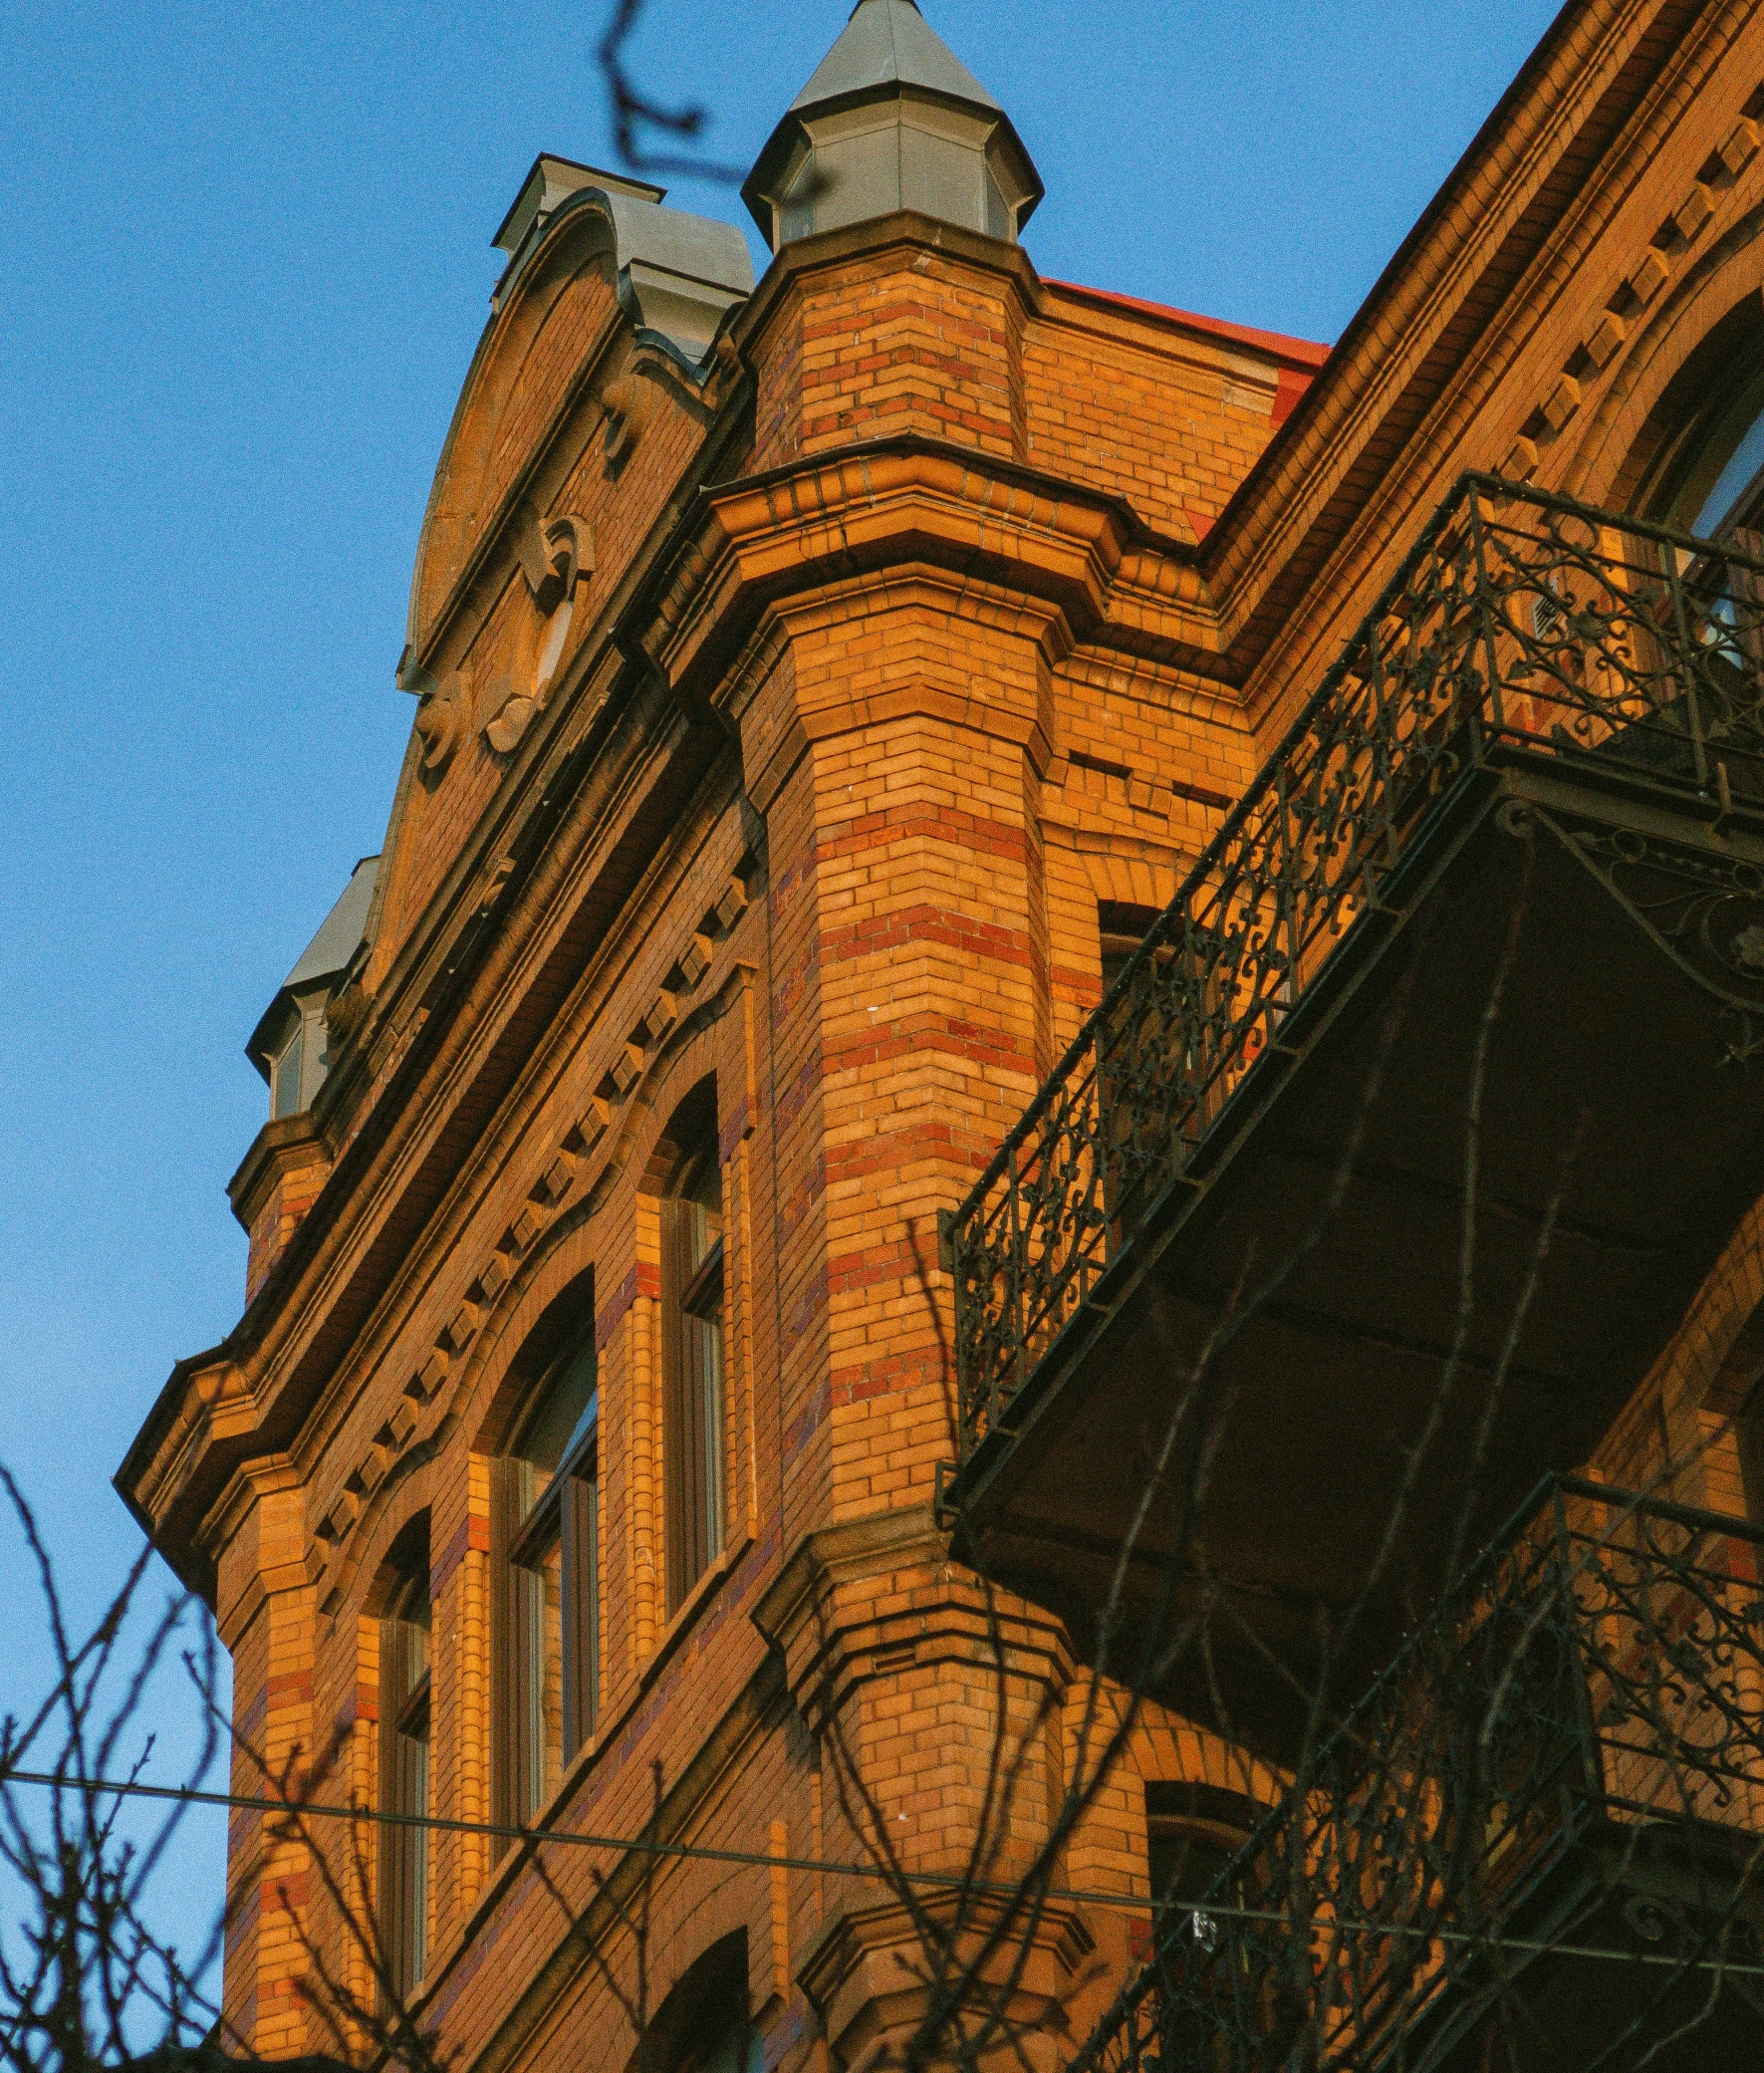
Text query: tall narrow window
498 1335 599 1827
378 1519 430 2003
663 1093 725 1613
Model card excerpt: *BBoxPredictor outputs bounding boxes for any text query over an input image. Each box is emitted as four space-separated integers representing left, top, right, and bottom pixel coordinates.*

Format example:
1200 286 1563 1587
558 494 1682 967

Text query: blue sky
0 0 1561 2014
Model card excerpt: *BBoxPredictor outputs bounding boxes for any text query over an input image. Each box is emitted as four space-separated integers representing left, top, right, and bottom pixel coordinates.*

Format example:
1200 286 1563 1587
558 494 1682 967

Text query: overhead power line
3 1763 1762 1981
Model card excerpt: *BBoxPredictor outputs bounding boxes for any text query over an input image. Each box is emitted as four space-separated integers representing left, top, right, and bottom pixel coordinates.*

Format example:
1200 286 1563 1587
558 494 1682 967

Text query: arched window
661 1085 725 1613
1145 1781 1263 1930
377 1515 430 2002
495 1307 599 1829
1098 900 1162 998
1647 355 1764 544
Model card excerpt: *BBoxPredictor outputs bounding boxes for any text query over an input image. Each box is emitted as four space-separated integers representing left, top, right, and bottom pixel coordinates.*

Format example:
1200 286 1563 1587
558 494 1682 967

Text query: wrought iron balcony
945 478 1764 1754
1068 1477 1764 2073
952 478 1764 1458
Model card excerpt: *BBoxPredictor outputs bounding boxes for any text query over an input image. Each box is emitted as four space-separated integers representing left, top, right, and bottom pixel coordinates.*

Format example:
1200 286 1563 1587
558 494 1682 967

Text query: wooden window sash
499 1413 600 1829
378 1609 430 2001
663 1127 727 1616
393 1667 431 1741
662 1194 693 1614
681 1234 724 1319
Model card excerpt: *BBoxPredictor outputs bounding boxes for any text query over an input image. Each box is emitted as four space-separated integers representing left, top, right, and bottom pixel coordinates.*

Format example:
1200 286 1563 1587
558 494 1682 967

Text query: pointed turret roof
743 0 1041 250
788 0 998 118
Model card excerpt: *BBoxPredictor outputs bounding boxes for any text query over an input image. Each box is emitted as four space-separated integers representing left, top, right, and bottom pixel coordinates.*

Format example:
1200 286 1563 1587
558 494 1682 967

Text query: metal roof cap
789 0 998 116
742 0 1042 250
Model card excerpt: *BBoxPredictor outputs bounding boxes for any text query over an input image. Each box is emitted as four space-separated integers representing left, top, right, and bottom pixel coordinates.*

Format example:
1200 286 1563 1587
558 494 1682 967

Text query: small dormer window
246 854 380 1135
270 1021 306 1121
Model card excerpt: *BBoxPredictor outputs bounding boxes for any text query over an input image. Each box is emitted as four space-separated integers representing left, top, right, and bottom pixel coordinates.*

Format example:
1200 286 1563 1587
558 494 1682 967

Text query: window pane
666 1112 725 1611
514 1528 563 1822
515 1343 597 1493
378 1535 430 2000
1148 1824 1240 1912
271 1024 304 1120
684 1147 723 1271
697 1317 724 1564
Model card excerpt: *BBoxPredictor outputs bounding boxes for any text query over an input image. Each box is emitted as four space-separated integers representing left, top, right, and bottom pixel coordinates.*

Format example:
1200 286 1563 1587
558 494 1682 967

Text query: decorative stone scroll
480 505 598 755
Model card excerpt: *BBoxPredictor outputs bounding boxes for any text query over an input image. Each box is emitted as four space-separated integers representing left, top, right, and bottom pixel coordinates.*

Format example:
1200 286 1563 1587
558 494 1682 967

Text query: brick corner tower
117 2 1331 2067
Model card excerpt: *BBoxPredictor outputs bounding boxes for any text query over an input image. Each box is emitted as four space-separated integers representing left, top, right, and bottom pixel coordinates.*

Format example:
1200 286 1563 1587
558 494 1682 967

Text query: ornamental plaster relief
478 504 597 755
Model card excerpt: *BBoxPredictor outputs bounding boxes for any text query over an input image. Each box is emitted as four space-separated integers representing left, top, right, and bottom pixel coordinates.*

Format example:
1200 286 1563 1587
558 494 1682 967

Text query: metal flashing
489 159 753 365
283 854 380 992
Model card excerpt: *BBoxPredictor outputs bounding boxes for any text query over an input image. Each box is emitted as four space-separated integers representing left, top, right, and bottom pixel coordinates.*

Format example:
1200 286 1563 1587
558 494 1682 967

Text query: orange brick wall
145 13 1764 2070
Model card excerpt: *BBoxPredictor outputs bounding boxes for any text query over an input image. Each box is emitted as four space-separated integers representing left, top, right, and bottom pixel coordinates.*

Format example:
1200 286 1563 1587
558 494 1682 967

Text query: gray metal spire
742 0 1042 252
789 0 997 117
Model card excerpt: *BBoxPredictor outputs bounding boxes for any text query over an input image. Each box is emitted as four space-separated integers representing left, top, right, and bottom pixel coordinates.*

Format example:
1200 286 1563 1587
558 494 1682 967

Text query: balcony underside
1387 1814 1764 2073
954 751 1764 1761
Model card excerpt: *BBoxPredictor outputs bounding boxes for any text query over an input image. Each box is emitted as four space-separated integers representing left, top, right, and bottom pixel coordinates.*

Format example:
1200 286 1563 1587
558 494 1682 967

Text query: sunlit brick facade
120 3 1764 2068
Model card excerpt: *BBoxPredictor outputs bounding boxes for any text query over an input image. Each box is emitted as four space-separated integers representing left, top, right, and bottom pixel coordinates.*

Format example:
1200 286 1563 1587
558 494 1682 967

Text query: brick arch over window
1610 294 1764 523
314 1209 601 1622
1563 198 1764 511
1607 1177 1764 1521
436 1203 605 1450
324 1447 442 1629
469 1261 600 1459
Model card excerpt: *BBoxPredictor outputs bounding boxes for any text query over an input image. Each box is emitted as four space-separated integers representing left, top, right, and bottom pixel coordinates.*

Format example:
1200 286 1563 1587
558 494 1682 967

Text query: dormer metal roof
788 0 999 118
488 152 754 367
283 855 379 993
246 855 379 1073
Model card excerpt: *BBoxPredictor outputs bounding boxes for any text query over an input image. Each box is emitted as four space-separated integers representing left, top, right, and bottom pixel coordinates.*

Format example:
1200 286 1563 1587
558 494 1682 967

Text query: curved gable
409 205 625 649
368 184 751 998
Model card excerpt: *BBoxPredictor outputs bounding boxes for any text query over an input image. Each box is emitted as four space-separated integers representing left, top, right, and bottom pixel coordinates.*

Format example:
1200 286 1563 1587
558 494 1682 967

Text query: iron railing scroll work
948 479 1764 1462
1067 1476 1764 2073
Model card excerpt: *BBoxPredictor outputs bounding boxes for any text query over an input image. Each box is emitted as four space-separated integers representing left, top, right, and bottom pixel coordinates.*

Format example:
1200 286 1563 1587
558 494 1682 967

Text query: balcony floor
955 752 1764 1758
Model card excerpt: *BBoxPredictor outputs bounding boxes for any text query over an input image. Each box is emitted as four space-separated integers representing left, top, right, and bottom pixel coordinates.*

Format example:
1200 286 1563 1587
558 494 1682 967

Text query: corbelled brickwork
117 3 1764 2069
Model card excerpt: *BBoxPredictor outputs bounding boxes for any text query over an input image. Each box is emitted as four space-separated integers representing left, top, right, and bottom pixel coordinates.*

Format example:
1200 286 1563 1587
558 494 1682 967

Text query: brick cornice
1197 0 1723 725
634 436 1217 714
227 1113 334 1235
116 666 718 1594
753 1507 1071 1738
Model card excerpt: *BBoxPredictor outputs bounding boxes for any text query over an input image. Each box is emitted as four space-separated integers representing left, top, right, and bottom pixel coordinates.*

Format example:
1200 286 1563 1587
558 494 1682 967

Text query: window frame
506 1396 600 1779
661 1119 726 1616
377 1528 431 2004
1098 899 1164 999
1144 1781 1263 1930
494 1339 600 1834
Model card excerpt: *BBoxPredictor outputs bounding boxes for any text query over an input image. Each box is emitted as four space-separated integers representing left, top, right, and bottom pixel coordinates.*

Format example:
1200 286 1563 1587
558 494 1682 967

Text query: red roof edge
1046 279 1334 371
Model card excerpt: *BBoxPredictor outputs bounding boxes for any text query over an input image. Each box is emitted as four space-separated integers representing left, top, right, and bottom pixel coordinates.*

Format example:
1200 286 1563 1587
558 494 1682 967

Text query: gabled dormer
232 854 378 1301
245 853 379 1123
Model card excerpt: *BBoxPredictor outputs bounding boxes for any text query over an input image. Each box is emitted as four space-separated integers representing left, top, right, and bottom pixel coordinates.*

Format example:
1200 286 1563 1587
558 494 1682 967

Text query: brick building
119 2 1764 2068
